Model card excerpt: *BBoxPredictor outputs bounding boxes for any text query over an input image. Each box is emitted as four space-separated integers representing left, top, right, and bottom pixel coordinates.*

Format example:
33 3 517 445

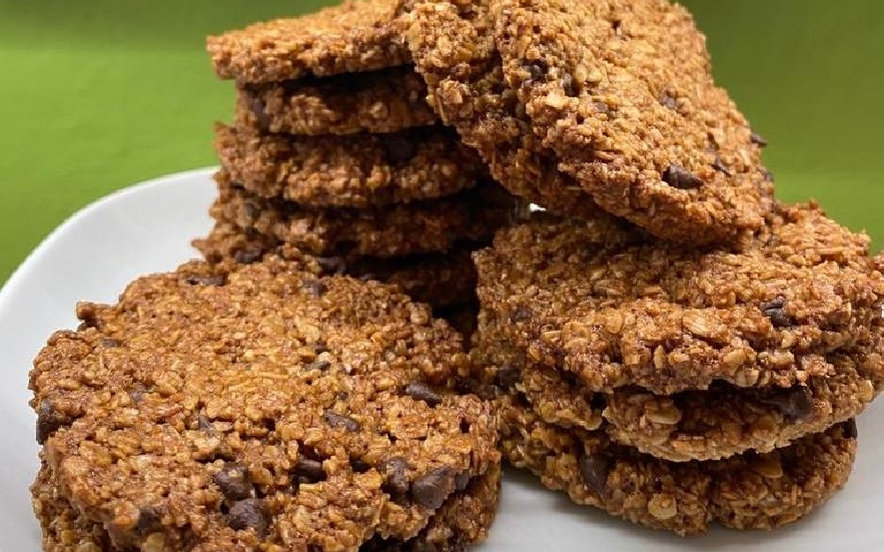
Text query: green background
1 1 882 284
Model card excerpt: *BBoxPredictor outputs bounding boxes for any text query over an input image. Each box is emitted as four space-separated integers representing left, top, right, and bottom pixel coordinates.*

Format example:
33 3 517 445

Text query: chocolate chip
234 247 263 265
842 418 858 439
579 453 611 498
750 131 768 147
100 337 121 348
380 457 410 499
247 95 271 131
524 59 548 80
495 364 521 390
405 382 442 407
323 411 360 432
303 279 328 297
186 275 226 286
228 498 268 536
711 157 731 176
306 359 331 372
315 256 347 274
455 472 470 492
662 164 703 190
136 505 162 533
761 297 792 328
594 102 611 115
214 463 253 501
381 135 417 164
561 73 577 97
509 306 533 323
760 386 814 420
659 92 679 111
411 467 457 510
294 458 326 483
36 400 70 444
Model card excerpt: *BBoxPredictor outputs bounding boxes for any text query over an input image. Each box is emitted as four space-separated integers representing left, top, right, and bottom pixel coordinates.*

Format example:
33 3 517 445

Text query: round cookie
494 0 773 243
194 220 479 310
498 394 858 535
474 206 884 394
30 258 500 551
213 171 527 258
215 123 486 207
237 66 438 136
207 0 410 83
474 311 883 461
402 0 608 218
32 461 501 552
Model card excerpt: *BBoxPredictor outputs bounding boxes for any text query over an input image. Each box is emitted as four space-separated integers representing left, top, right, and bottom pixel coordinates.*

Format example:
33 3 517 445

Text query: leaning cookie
403 0 609 218
194 220 479 310
499 394 858 535
30 257 500 551
475 311 882 461
207 0 410 83
32 460 501 552
237 66 437 135
495 0 772 243
474 206 884 394
216 123 486 207
213 171 526 258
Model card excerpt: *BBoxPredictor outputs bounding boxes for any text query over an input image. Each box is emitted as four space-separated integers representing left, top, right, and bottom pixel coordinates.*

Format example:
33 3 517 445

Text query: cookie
499 394 858 535
474 205 884 395
216 123 486 207
212 170 526 258
29 257 500 551
475 310 882 461
194 220 479 310
494 0 773 243
207 0 410 84
237 66 437 135
403 0 608 218
32 461 501 552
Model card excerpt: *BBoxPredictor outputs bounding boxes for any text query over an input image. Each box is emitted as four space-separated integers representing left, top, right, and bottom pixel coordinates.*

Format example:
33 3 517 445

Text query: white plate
1 168 883 552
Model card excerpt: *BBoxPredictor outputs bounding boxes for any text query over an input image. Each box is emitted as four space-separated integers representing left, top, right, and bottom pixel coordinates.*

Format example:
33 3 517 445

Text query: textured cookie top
495 0 772 243
30 258 499 551
216 123 486 207
474 310 883 461
237 66 437 135
207 0 410 83
213 170 526 258
499 393 858 535
475 205 884 394
403 0 608 218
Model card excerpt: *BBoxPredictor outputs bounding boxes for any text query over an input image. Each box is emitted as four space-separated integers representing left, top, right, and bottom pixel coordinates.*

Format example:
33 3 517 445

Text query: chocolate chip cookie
213 170 526 258
475 206 884 395
475 310 882 461
499 394 858 535
237 66 437 135
494 0 773 243
207 0 410 83
216 124 486 208
30 257 500 551
403 0 608 218
195 221 479 310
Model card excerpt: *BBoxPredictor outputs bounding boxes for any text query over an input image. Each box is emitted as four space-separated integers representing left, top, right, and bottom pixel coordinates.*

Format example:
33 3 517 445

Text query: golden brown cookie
495 0 773 243
499 394 858 535
30 257 500 551
212 170 526 258
207 0 410 83
215 123 486 207
474 206 884 394
237 66 437 135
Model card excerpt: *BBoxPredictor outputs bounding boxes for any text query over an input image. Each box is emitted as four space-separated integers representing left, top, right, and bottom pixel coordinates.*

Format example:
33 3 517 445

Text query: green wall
1 0 881 284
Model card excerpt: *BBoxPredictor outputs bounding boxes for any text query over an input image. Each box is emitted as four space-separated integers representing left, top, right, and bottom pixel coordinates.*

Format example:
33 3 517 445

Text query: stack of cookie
402 0 884 536
199 0 526 336
30 257 502 551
